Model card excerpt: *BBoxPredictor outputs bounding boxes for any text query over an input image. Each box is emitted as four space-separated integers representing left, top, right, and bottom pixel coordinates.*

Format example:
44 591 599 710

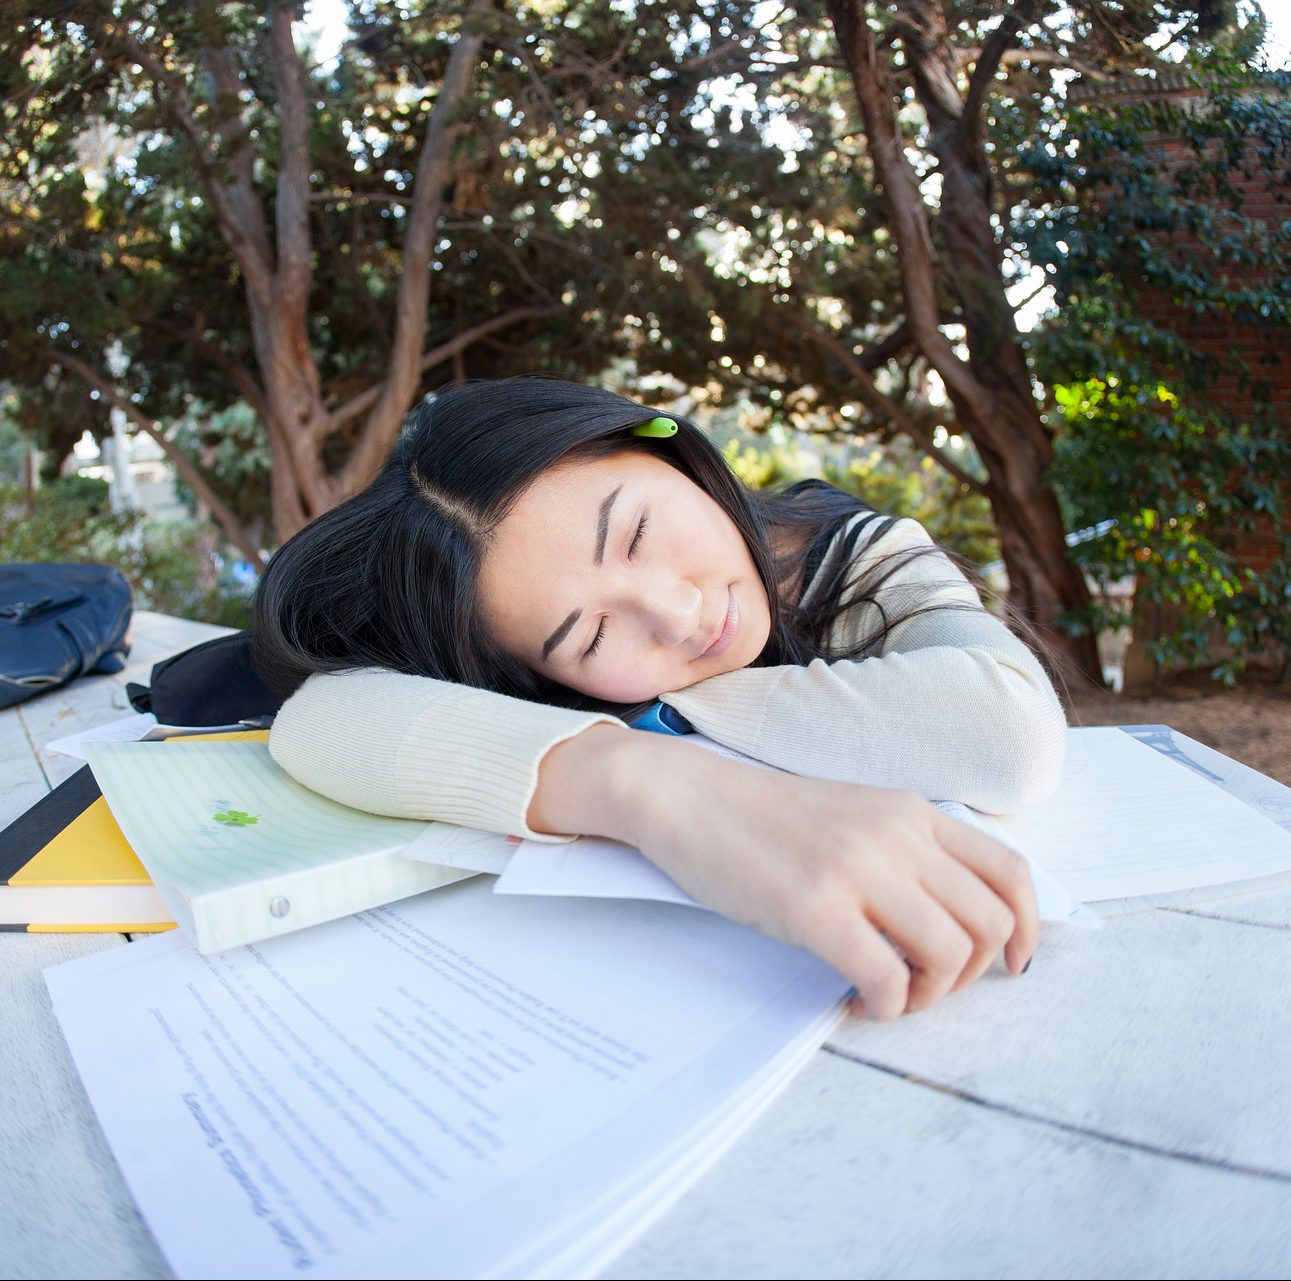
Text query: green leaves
1018 64 1291 682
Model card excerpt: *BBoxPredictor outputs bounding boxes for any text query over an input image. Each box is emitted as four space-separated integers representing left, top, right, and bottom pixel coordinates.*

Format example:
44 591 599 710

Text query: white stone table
1 611 232 1280
2 612 1290 1279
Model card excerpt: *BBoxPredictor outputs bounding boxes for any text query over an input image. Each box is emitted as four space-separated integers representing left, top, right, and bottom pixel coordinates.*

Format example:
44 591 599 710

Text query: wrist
529 722 726 846
527 723 665 841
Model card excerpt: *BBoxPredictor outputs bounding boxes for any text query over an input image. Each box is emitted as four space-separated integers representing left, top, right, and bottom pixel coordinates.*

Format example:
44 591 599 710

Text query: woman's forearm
527 719 1038 1022
664 643 1067 813
269 669 622 834
273 675 1038 1020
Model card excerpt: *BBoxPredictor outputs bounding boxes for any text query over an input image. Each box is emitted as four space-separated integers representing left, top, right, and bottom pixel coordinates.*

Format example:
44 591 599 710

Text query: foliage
1022 74 1291 682
171 403 273 543
0 0 801 519
1 0 1279 681
0 476 253 626
3 3 1249 484
722 432 999 569
0 394 39 482
0 476 128 556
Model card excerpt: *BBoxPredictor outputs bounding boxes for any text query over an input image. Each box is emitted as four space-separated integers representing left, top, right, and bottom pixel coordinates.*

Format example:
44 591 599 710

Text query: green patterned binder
84 740 473 952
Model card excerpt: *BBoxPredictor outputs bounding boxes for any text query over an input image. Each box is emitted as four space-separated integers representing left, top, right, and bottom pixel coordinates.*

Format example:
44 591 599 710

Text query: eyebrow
594 485 622 566
540 484 623 662
541 608 581 662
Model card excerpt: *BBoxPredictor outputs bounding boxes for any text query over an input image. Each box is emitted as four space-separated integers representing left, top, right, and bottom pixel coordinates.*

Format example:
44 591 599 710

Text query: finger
918 854 1016 992
935 813 1039 974
810 910 912 1023
872 882 974 1014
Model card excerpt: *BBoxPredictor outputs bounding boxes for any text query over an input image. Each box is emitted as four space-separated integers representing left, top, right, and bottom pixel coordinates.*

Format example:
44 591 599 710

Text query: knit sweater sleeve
268 669 620 840
660 516 1068 814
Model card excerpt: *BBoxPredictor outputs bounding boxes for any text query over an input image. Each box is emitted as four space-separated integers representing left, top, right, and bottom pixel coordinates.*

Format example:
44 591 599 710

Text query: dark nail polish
1022 957 1033 974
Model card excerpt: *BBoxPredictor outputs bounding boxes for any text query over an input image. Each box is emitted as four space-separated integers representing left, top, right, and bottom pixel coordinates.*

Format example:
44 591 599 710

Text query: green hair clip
632 416 678 438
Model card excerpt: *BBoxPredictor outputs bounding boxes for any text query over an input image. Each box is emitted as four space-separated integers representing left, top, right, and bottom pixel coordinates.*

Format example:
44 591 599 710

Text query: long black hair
252 377 967 710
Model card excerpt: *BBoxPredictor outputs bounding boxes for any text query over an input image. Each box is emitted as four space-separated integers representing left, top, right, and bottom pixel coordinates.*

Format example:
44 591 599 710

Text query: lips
699 590 740 661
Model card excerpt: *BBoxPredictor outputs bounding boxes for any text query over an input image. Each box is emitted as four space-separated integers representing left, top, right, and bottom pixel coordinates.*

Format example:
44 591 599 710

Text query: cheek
588 665 668 704
748 585 773 648
572 649 685 705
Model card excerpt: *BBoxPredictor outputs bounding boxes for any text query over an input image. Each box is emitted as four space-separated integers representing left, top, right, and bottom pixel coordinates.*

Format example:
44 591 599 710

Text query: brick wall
1068 76 1289 680
1129 124 1288 572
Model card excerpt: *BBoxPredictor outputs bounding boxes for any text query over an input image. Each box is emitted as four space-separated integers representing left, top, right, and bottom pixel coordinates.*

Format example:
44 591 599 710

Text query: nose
631 573 703 648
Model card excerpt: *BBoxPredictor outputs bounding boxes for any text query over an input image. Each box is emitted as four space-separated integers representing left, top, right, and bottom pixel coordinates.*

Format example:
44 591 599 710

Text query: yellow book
0 729 267 934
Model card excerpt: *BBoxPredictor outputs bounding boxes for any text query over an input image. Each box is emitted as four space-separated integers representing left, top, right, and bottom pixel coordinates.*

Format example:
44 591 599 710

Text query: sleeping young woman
253 377 1068 1021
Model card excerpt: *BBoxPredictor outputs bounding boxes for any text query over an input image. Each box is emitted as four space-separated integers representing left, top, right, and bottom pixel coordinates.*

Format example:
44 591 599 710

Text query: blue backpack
0 563 132 709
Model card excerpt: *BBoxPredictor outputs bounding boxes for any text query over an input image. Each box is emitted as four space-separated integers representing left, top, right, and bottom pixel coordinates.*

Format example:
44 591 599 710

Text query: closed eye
584 514 646 661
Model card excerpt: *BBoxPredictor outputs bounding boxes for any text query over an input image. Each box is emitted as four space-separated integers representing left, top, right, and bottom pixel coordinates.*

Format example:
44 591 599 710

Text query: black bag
0 563 132 710
126 630 283 727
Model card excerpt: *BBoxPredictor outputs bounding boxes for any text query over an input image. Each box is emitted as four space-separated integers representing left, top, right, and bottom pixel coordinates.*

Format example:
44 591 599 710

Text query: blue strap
628 701 694 736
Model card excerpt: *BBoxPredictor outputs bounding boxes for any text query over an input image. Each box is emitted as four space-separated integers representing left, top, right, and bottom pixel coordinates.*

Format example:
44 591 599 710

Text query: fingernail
1022 957 1033 974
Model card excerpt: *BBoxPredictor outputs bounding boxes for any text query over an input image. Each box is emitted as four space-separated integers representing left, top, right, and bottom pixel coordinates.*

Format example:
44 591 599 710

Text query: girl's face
477 450 773 703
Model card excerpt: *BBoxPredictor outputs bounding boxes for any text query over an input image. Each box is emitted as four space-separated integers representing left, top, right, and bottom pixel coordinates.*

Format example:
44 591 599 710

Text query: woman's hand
529 725 1038 1021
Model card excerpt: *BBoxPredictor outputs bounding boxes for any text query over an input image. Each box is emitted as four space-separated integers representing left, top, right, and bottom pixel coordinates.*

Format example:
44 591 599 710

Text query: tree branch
270 1 314 315
853 320 915 371
960 1 1045 149
153 321 273 424
201 43 269 249
824 0 989 420
326 304 561 441
204 24 326 517
509 40 564 132
347 0 499 487
310 190 415 207
47 349 266 572
95 19 276 310
1006 274 1053 317
797 317 985 493
957 44 1113 83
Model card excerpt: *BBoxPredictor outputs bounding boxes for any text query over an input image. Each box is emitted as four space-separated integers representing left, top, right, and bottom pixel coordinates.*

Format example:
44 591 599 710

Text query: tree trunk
826 0 1104 689
89 3 505 549
969 407 1100 676
254 303 337 534
339 0 497 496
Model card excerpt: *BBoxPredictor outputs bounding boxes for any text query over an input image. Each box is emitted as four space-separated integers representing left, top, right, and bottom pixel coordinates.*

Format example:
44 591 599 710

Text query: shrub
0 478 252 627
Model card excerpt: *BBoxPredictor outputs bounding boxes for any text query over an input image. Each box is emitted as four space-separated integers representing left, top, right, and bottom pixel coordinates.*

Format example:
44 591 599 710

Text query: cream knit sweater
268 516 1068 835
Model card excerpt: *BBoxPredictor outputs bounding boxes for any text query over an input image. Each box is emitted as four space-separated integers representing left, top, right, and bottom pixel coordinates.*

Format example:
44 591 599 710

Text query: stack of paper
47 880 849 1279
43 711 246 760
